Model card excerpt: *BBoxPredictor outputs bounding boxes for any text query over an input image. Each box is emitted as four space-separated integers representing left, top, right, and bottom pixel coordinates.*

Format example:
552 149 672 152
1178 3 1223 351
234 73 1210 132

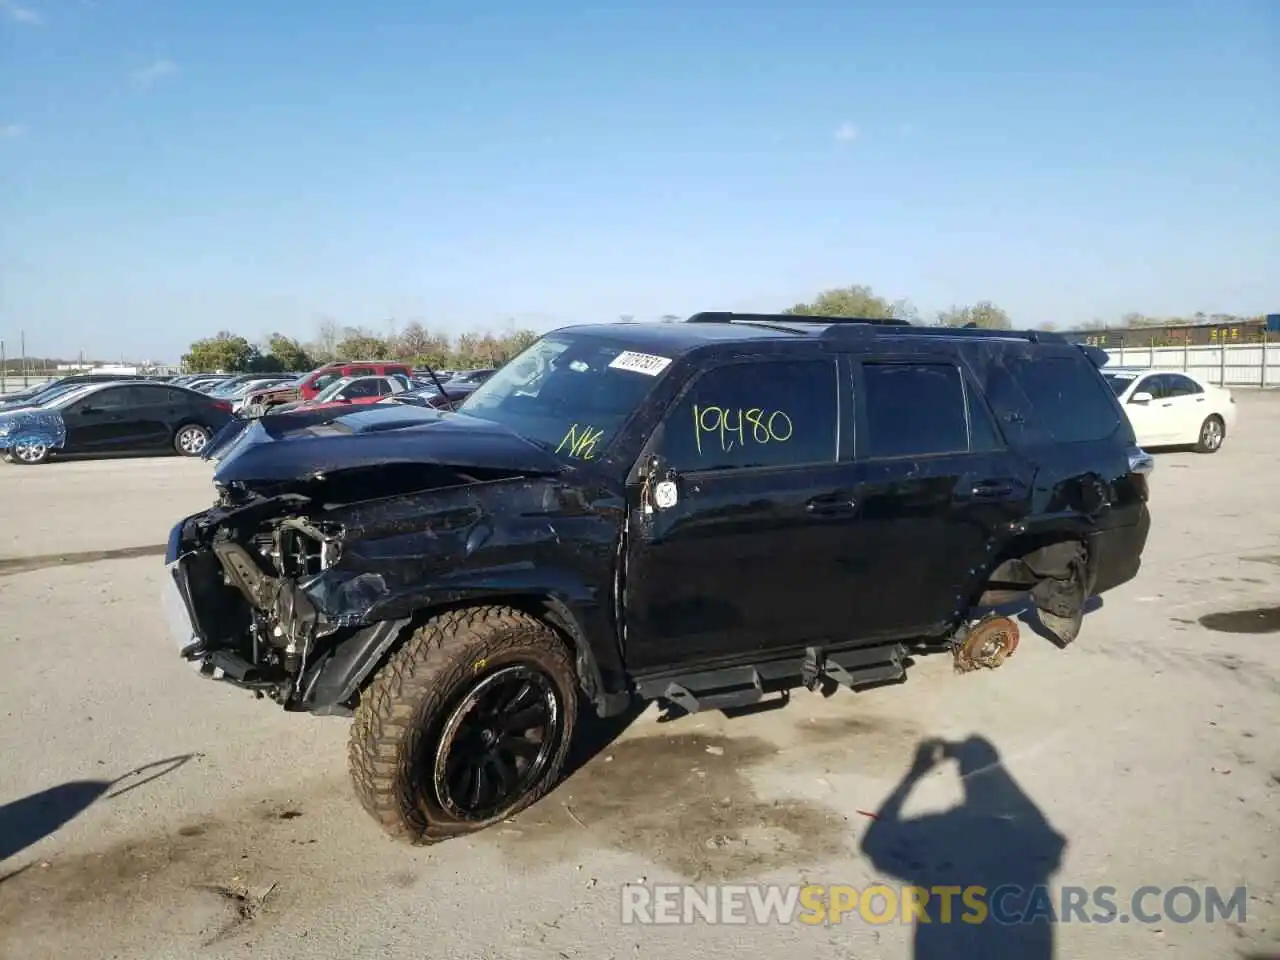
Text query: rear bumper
1089 505 1151 595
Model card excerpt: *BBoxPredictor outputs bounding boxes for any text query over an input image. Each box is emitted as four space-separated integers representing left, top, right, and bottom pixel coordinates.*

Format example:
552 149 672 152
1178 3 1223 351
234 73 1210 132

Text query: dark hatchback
0 380 235 464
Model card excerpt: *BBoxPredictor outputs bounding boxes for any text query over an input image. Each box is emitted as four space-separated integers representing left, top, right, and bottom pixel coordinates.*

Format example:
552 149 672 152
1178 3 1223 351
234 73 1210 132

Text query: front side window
456 334 674 461
656 359 838 472
341 379 381 399
862 362 968 459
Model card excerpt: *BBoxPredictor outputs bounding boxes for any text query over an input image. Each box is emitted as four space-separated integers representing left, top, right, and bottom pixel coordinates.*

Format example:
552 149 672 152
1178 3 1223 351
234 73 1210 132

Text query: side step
634 643 907 715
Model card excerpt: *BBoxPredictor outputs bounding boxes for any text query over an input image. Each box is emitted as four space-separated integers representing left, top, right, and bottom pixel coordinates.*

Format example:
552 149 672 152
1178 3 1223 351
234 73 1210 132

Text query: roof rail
821 324 1067 344
686 311 911 327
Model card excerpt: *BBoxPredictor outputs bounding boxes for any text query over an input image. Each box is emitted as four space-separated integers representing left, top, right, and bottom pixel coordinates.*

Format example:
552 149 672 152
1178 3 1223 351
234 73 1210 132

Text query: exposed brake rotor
953 615 1021 673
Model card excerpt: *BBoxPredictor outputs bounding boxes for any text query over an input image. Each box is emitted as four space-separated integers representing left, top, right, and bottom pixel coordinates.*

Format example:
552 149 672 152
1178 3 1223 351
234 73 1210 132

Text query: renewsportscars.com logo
620 883 1249 926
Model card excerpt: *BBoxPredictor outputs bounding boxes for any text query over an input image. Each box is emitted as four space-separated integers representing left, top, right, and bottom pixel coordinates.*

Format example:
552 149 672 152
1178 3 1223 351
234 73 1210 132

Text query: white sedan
1102 368 1237 453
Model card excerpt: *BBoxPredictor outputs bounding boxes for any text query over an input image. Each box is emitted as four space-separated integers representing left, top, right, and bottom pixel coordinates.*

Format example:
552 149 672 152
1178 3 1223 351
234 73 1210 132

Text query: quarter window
658 359 839 472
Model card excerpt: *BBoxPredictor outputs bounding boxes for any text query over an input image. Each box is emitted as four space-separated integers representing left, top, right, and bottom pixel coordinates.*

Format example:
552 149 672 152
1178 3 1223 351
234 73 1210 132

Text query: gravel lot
1 395 1277 959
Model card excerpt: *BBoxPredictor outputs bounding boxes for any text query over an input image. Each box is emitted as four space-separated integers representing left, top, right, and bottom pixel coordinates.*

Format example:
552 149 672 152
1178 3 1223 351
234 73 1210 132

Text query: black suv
162 313 1152 843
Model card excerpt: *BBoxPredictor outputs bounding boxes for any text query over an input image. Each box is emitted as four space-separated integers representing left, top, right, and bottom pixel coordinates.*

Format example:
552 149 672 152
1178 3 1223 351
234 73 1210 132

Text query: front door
62 385 139 452
1123 374 1181 445
623 355 863 673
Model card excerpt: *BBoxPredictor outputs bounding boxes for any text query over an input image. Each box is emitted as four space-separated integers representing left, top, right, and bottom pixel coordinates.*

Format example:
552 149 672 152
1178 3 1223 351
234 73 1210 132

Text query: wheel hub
953 615 1021 673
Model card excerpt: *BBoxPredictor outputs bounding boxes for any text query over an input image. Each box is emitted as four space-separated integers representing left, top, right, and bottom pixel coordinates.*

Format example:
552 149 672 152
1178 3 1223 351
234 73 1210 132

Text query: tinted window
127 384 173 405
1132 375 1163 400
967 387 1005 451
1163 374 1203 397
343 379 381 399
658 359 838 472
862 363 968 458
1005 355 1124 442
346 367 376 378
81 386 133 410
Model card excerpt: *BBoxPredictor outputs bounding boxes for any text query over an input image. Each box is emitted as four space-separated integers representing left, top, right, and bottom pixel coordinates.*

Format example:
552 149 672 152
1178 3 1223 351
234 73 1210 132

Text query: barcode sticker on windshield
609 351 672 376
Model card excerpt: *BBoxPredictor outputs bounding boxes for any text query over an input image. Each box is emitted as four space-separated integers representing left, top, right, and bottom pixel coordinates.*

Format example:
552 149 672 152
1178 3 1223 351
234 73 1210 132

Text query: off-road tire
1194 415 1225 454
347 606 578 844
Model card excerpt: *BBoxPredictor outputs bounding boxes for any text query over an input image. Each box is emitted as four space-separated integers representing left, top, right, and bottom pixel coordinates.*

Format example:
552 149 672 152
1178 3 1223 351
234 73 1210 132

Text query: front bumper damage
163 503 414 715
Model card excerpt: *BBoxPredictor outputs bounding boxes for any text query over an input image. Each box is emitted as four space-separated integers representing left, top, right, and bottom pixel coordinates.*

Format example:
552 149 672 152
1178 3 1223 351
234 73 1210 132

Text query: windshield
456 334 673 460
12 381 86 407
1103 373 1138 396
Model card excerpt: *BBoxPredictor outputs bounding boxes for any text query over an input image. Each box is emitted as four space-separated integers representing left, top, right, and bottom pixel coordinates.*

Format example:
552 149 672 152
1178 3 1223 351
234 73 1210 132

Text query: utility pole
1 339 6 394
20 330 26 388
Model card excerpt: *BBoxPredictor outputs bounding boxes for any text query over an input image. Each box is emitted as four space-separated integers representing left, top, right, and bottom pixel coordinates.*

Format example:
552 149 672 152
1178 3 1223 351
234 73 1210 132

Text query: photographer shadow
860 736 1067 960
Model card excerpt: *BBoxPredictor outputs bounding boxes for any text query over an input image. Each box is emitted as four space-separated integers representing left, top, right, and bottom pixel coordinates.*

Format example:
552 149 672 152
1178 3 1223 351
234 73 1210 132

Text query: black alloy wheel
430 664 562 823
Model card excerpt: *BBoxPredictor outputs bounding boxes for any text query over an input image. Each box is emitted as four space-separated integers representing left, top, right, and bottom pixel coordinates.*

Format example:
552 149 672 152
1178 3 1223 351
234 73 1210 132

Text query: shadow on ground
0 754 196 870
861 735 1068 960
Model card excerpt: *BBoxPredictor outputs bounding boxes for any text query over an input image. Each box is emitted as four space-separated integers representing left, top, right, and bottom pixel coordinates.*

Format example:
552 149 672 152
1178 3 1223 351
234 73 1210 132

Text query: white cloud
0 123 27 139
132 58 177 88
1 1 43 24
834 121 858 143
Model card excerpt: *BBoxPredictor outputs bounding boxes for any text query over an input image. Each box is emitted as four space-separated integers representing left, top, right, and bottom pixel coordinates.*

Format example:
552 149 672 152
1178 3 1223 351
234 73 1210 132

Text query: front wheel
173 424 212 456
348 607 578 844
7 440 50 465
1194 415 1225 454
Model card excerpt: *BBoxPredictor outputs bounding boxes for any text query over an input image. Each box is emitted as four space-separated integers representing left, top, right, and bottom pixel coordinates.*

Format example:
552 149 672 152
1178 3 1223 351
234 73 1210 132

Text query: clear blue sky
1 0 1276 362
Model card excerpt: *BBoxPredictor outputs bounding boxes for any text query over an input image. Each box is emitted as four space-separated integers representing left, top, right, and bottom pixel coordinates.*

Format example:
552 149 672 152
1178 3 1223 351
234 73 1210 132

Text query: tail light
1127 446 1154 501
212 399 233 413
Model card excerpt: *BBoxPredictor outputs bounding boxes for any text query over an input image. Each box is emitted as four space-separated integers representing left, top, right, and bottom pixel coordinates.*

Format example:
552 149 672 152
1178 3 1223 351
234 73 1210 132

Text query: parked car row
0 362 502 465
0 379 235 464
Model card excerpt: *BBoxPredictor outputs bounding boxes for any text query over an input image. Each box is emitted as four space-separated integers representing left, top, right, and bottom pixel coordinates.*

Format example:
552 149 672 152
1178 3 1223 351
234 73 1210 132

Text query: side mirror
1129 391 1153 404
640 453 681 514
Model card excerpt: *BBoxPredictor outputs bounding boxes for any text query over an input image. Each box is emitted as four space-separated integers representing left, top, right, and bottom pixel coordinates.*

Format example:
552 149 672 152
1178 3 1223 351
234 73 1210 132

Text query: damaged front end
162 405 576 716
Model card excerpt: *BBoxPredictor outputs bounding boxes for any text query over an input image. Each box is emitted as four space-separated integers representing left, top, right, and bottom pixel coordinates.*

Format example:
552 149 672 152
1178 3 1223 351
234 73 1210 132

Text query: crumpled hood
210 404 566 485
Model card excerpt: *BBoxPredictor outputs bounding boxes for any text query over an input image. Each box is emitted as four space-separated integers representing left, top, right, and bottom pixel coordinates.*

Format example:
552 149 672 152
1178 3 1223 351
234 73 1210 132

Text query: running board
634 643 907 715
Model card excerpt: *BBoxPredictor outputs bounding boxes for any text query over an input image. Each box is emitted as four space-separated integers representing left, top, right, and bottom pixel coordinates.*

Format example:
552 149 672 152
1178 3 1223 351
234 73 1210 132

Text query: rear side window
861 362 969 458
1003 355 1123 443
659 359 838 472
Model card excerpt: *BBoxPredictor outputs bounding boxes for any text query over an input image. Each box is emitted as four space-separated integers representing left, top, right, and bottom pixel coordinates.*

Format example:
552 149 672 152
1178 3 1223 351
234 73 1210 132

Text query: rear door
623 354 859 670
846 354 1033 639
1159 372 1210 443
124 384 180 448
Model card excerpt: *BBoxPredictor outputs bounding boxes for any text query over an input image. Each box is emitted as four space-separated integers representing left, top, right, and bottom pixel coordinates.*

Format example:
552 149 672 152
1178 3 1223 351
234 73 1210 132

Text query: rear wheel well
976 535 1091 609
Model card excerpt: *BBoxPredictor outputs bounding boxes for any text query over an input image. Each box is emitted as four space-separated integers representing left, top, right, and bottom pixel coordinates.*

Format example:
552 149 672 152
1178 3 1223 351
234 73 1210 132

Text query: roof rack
684 311 1065 344
686 311 911 327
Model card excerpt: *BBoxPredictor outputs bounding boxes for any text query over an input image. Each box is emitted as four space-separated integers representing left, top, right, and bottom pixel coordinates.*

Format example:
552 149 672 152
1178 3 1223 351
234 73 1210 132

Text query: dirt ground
1 395 1277 959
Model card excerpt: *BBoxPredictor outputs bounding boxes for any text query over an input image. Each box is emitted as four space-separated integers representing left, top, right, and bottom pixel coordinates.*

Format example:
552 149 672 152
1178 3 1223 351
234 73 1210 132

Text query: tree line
177 287 1271 373
181 321 543 374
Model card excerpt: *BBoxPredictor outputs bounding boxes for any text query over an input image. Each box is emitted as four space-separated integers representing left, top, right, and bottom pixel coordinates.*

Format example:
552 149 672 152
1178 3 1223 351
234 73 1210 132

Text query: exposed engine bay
170 460 561 713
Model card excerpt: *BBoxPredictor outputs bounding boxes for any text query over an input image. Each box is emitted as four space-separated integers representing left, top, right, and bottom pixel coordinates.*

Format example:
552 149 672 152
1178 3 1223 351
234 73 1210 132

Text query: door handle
1160 402 1173 408
967 480 1018 500
805 495 858 516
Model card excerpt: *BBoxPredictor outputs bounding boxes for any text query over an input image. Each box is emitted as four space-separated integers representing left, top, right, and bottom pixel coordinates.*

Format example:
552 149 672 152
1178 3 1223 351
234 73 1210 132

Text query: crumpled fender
0 408 67 450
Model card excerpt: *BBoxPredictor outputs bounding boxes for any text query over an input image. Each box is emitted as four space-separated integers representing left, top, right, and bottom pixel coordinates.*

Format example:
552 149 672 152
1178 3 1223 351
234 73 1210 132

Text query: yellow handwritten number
556 423 604 460
693 405 793 454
